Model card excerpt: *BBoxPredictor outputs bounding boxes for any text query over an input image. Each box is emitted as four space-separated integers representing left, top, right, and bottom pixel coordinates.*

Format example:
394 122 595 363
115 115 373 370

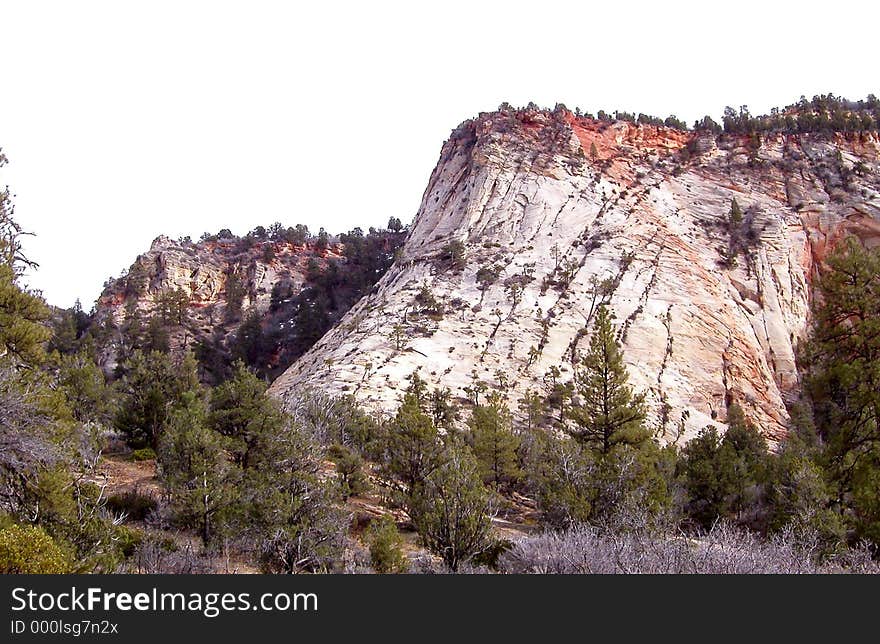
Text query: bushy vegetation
520 93 880 136
0 524 72 574
0 149 129 572
366 515 409 574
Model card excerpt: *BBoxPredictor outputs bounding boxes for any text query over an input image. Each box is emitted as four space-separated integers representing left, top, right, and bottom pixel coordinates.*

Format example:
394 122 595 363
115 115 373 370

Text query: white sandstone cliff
269 107 880 444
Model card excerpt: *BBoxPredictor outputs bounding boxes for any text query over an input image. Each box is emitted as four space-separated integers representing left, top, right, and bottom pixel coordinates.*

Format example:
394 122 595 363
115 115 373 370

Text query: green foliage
678 405 770 530
115 350 201 448
106 490 158 521
528 433 594 528
259 226 404 376
720 198 750 267
527 429 674 529
224 271 246 321
328 443 369 499
229 309 268 374
155 369 345 568
158 391 238 544
28 468 126 572
0 523 71 573
366 515 408 573
130 448 156 461
143 315 170 353
766 438 845 553
803 237 880 545
476 264 502 289
721 94 880 135
155 288 189 326
383 393 443 491
429 387 458 431
56 351 114 424
243 417 345 573
208 362 283 468
567 306 647 454
47 301 90 355
467 392 521 490
409 440 493 571
0 262 50 366
439 240 466 271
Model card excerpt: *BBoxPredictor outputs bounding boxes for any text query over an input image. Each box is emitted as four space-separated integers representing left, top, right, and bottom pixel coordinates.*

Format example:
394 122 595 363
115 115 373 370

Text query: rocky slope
92 234 341 375
270 106 880 444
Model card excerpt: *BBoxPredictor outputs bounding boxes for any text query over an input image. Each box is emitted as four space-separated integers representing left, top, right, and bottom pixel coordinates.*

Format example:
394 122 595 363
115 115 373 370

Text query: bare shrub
500 522 880 574
125 538 218 574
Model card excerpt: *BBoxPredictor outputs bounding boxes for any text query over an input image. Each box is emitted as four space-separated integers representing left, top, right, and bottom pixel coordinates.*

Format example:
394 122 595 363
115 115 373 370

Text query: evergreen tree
115 351 201 448
328 443 369 499
208 362 283 469
679 404 769 529
143 315 170 353
366 515 408 573
0 224 50 366
528 433 595 528
230 309 268 374
0 151 122 571
384 392 443 491
243 415 345 573
56 351 115 424
158 391 238 545
804 236 880 543
468 391 521 490
409 440 493 571
766 423 845 552
567 306 647 454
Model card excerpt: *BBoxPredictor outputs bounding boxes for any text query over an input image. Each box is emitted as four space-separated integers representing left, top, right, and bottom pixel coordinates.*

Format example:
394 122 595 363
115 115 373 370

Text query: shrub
409 440 494 571
476 264 502 289
366 516 409 574
131 447 157 461
439 240 466 271
114 525 145 558
499 522 879 574
0 524 72 573
106 490 158 521
328 444 370 499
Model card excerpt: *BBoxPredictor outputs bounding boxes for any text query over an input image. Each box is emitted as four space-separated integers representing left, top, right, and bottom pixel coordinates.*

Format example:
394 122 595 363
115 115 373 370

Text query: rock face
93 235 341 374
269 107 880 444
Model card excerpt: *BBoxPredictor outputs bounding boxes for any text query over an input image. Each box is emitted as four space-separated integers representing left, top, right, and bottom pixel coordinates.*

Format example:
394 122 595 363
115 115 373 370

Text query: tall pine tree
567 305 647 455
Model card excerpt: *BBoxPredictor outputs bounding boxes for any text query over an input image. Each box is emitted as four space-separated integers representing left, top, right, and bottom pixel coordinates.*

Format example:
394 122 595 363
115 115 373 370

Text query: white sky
1 1 877 308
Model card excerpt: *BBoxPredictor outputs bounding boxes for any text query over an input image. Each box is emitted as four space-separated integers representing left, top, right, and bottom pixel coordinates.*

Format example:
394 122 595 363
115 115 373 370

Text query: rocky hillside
269 105 880 444
92 232 343 377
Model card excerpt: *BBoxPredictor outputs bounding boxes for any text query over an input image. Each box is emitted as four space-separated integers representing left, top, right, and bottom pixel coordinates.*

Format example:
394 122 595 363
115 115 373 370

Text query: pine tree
0 184 50 365
804 236 880 544
468 391 521 489
158 391 238 545
679 404 769 529
384 392 442 491
243 414 344 573
208 361 284 469
567 306 647 455
366 515 408 573
115 350 201 448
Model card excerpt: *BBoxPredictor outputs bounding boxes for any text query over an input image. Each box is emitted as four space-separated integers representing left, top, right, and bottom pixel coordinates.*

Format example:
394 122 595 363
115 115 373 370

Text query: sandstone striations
269 106 880 444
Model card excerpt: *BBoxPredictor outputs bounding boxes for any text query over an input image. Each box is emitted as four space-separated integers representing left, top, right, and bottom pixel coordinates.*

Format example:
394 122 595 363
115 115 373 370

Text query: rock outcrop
93 234 341 374
269 106 880 444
